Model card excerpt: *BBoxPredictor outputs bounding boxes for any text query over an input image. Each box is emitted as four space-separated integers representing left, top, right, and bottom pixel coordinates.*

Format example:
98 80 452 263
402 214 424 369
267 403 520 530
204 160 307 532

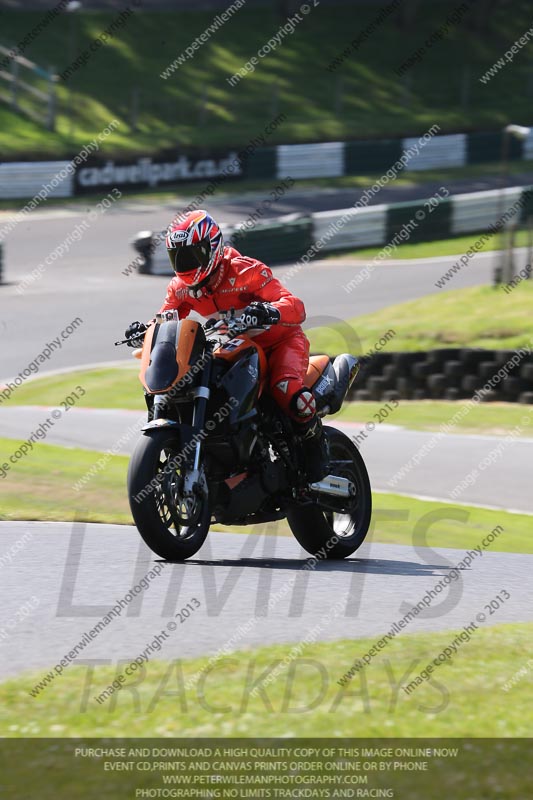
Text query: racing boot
297 416 330 483
290 387 329 482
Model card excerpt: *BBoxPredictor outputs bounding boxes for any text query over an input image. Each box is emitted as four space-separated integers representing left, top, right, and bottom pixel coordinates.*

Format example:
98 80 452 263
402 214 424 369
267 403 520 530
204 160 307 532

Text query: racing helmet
165 210 224 288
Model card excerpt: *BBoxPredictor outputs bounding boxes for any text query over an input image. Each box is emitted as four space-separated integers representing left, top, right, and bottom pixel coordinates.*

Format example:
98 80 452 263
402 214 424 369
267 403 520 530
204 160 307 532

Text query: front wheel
287 425 371 559
127 428 210 561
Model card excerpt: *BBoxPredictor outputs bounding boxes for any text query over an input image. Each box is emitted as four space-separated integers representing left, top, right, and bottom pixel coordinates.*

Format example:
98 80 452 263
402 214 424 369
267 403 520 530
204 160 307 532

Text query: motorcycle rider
125 210 328 481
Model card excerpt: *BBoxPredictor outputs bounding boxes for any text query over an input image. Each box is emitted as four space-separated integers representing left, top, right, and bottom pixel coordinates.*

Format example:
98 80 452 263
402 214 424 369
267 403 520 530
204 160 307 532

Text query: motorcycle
116 309 372 561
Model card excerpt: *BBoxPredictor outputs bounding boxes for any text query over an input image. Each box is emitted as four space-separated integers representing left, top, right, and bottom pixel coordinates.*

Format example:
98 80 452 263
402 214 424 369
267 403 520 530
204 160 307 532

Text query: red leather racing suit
159 245 310 420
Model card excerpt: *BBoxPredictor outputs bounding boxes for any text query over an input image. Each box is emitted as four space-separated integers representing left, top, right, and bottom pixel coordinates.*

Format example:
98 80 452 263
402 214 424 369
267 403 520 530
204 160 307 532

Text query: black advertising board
73 149 247 194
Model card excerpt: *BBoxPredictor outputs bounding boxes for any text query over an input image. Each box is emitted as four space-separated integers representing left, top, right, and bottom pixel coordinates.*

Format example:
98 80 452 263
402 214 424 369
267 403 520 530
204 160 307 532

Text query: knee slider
290 388 316 420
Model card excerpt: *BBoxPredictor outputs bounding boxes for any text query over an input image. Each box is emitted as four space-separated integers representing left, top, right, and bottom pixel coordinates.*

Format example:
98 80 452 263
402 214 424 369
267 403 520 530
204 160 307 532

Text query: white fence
277 142 344 180
0 161 73 200
451 186 523 236
313 204 387 250
0 44 56 131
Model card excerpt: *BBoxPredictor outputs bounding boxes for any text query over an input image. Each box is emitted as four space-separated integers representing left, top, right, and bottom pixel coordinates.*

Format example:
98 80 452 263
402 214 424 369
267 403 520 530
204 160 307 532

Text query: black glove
238 302 281 328
125 320 148 347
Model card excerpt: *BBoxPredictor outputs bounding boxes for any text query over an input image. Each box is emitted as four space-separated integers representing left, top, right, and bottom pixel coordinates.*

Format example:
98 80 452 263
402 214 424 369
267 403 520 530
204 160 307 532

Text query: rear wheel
287 426 371 559
127 428 210 561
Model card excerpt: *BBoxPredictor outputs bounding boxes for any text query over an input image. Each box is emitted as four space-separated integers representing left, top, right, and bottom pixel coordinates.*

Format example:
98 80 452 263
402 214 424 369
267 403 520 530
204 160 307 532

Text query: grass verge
0 364 140 410
5 365 533 438
2 623 530 737
306 283 533 353
0 437 531 552
0 438 132 524
336 399 533 436
1 3 533 157
4 283 533 406
331 230 532 262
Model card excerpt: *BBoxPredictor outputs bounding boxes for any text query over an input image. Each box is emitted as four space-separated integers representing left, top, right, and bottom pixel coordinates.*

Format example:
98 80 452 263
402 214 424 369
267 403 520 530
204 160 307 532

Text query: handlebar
206 308 269 337
115 308 268 347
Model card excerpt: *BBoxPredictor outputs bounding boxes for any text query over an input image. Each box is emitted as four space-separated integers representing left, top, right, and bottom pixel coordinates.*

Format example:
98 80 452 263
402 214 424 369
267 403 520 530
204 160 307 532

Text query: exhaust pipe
308 475 355 498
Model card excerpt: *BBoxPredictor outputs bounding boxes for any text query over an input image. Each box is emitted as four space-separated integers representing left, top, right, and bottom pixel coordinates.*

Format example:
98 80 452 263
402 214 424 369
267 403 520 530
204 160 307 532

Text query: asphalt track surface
1 521 532 682
0 181 531 514
1 406 532 512
1 187 531 685
1 187 527 379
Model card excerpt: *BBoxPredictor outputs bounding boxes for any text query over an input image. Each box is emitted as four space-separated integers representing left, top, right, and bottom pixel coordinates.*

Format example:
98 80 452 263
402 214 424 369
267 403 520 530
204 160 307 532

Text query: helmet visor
167 239 210 274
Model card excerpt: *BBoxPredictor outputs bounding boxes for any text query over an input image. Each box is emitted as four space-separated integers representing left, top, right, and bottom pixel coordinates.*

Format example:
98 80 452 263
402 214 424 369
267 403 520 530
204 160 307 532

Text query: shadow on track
161 556 463 578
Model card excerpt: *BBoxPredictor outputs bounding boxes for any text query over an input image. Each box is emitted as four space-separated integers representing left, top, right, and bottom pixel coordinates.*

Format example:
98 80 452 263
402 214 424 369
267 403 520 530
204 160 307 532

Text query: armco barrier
314 184 532 255
230 214 313 265
277 142 344 180
2 126 533 200
246 146 277 180
344 138 402 176
130 183 533 274
272 127 533 181
521 188 533 222
524 130 533 160
386 196 452 243
131 222 233 276
451 186 522 236
132 216 313 275
74 151 244 194
467 131 521 166
0 160 73 200
401 133 467 171
313 204 387 251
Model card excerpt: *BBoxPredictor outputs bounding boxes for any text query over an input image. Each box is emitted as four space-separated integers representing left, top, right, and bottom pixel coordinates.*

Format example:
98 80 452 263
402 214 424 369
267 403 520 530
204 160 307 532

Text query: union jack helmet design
165 210 224 288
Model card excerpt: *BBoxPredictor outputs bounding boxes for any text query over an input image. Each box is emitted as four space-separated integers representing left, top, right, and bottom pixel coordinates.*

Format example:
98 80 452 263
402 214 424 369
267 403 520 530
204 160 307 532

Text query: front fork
182 358 212 497
146 358 212 508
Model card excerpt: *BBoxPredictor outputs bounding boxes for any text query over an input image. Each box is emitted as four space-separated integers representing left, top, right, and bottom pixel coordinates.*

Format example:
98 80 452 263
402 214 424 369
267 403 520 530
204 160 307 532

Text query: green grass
366 492 532 553
2 623 531 738
337 399 533 436
1 364 141 410
2 2 533 157
333 230 533 261
226 491 533 553
6 283 533 407
0 437 133 524
1 436 532 552
5 365 533 438
307 283 533 353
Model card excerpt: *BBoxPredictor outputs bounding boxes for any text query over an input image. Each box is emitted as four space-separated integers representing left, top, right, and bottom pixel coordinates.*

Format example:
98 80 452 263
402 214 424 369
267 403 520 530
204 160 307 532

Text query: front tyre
287 426 371 559
127 428 210 561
